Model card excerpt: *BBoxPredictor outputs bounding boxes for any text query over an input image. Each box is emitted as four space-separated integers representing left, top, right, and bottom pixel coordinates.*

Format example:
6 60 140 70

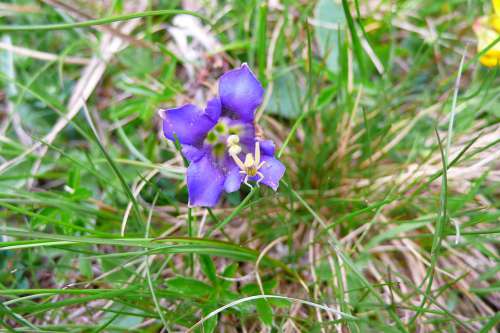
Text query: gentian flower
159 64 286 207
473 0 500 67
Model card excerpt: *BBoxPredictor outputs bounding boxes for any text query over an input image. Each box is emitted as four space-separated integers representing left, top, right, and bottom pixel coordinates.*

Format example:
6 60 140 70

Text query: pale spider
226 135 266 188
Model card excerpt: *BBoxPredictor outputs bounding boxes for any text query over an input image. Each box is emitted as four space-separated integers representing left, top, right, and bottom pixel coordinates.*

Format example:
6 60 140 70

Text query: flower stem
173 135 194 274
205 187 257 237
187 207 193 274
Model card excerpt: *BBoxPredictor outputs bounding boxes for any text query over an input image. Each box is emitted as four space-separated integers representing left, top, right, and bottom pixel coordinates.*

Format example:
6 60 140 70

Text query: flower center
205 118 245 158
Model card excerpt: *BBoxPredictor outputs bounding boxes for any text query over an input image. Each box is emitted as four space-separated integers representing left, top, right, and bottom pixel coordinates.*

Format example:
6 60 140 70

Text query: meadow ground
0 0 499 332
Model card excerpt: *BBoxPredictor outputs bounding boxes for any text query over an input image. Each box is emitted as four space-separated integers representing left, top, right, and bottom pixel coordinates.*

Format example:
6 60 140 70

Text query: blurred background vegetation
0 0 499 332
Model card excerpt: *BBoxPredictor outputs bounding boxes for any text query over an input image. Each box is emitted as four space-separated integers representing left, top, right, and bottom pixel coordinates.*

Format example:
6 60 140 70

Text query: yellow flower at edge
492 0 500 31
494 0 500 16
473 0 500 67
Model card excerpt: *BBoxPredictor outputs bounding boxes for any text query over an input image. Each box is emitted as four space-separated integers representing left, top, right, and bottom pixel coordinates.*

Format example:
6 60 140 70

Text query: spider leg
243 174 253 189
256 171 264 186
257 161 266 169
255 141 261 165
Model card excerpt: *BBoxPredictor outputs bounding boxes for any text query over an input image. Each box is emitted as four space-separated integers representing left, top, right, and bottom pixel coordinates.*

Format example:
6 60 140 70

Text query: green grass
1 0 499 332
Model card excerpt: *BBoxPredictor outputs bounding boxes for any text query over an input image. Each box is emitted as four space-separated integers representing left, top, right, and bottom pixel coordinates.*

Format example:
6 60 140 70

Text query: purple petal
181 145 206 162
259 140 275 156
238 126 256 151
259 155 285 191
224 160 244 193
205 97 222 122
187 154 225 207
161 104 217 145
219 63 264 122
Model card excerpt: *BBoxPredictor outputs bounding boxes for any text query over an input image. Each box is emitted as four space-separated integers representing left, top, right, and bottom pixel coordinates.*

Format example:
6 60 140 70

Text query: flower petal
224 160 244 193
181 144 206 162
258 155 285 191
187 154 225 207
161 104 216 145
205 97 222 122
219 63 264 122
259 140 275 156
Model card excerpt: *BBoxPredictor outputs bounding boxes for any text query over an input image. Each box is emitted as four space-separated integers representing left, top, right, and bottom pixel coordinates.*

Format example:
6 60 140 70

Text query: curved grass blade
81 102 145 232
0 10 210 32
0 228 294 272
188 294 357 332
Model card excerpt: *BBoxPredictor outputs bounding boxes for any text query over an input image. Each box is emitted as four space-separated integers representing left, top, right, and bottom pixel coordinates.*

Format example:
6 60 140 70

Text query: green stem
187 207 193 274
205 187 257 237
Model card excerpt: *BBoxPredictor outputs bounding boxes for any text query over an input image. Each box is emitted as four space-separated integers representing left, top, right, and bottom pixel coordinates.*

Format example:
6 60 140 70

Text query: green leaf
266 71 303 119
200 255 218 286
118 48 160 77
100 258 130 282
241 280 277 295
314 0 346 73
365 221 428 251
67 167 80 189
70 188 93 201
256 299 273 326
198 303 218 333
99 305 143 329
221 263 238 289
167 277 212 298
78 255 93 279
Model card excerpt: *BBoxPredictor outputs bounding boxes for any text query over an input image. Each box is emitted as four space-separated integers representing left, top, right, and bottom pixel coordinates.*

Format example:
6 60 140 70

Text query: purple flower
159 64 286 207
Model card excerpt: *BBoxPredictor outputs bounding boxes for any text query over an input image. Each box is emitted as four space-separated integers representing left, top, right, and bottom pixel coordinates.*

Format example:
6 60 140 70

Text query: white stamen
227 134 240 146
228 145 241 155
